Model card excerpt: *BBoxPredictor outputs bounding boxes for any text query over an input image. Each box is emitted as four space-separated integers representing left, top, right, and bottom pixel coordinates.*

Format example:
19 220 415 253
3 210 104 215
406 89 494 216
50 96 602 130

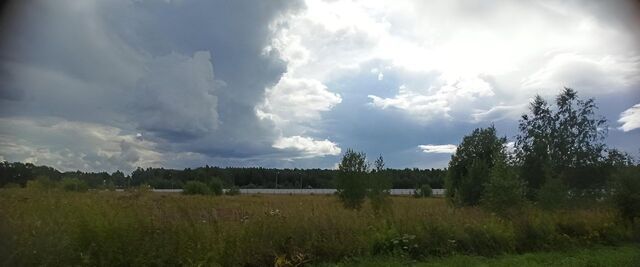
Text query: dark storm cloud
0 0 304 171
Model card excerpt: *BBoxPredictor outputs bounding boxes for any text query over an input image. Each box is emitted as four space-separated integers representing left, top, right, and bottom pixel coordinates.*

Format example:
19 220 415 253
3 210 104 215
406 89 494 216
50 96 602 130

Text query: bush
336 149 369 210
612 167 640 222
60 177 89 192
26 176 55 190
536 177 568 210
208 178 224 196
414 184 433 198
226 186 240 196
369 156 392 214
182 181 211 195
481 148 527 215
447 126 506 206
481 173 527 215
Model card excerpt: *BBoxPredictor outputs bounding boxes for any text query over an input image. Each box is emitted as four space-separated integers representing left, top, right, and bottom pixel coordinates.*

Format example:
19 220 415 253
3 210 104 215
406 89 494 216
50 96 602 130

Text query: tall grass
0 189 636 266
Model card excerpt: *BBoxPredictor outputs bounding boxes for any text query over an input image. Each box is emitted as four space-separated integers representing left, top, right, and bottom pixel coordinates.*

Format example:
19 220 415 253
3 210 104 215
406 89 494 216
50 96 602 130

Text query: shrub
26 176 55 190
414 184 433 198
612 167 640 222
369 156 391 214
208 178 224 195
226 186 241 196
105 181 116 191
447 126 506 206
60 177 89 192
481 175 527 215
480 147 527 215
182 181 211 195
536 177 569 210
336 149 369 210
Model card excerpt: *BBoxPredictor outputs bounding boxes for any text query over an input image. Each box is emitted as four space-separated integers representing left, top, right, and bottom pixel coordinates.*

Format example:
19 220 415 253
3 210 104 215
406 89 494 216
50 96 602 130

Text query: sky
0 0 639 173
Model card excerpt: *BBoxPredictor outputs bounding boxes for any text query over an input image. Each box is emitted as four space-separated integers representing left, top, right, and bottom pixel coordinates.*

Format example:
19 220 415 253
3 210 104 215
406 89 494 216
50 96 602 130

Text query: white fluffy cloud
418 144 457 154
257 76 342 128
269 0 639 123
369 77 494 122
521 53 640 94
273 135 341 157
618 104 640 132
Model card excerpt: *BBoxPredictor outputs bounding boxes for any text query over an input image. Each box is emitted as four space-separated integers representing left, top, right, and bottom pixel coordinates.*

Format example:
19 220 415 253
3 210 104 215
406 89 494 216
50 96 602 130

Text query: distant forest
0 161 446 189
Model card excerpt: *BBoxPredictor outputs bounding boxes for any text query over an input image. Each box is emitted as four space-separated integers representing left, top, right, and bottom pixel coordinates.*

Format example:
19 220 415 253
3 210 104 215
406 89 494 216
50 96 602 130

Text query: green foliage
515 88 608 196
182 181 211 195
26 176 55 190
612 167 640 222
226 186 241 196
369 155 392 214
336 149 369 210
413 184 432 198
536 177 568 210
105 181 116 191
0 191 634 266
60 177 89 192
481 151 527 215
447 126 506 206
321 245 640 267
208 177 224 195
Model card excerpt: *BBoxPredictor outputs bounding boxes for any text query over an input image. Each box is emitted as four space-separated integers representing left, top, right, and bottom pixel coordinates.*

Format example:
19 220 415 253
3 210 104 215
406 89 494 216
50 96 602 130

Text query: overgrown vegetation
445 88 639 219
414 184 432 198
1 191 639 267
182 181 211 195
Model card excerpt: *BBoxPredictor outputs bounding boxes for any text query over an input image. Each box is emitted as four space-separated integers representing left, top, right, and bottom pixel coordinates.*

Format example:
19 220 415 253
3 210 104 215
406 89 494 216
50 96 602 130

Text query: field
1 189 638 266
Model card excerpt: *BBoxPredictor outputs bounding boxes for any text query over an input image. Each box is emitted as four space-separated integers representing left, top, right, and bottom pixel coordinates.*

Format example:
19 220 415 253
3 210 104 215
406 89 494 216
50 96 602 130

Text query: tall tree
369 155 391 214
516 95 554 199
515 88 608 192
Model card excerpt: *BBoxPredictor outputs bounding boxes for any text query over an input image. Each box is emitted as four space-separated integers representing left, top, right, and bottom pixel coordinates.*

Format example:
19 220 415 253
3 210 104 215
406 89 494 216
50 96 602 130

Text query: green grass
318 245 640 267
0 188 638 266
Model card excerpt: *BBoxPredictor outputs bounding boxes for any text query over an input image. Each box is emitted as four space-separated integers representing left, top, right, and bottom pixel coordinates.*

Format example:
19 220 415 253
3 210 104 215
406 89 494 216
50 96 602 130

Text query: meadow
1 189 639 266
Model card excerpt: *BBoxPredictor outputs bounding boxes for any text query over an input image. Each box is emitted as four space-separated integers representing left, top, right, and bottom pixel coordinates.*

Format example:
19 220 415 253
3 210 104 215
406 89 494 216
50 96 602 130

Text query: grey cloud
0 0 306 171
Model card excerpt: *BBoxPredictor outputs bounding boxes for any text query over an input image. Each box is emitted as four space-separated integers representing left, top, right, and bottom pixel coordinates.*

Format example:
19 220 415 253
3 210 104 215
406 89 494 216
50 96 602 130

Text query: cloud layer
0 0 638 172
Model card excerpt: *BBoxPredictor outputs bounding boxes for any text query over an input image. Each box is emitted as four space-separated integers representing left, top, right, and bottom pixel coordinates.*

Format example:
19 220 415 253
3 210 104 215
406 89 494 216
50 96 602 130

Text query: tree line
0 162 445 190
332 88 639 220
443 88 639 219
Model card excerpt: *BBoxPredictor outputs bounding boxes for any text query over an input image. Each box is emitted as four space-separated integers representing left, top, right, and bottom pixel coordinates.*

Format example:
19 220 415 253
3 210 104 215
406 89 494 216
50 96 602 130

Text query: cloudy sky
0 0 639 173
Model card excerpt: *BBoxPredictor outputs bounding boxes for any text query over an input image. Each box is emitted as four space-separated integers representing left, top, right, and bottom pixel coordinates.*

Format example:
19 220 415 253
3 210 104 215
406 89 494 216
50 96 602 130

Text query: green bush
481 174 527 215
336 149 369 210
208 178 224 195
182 181 211 195
612 167 640 222
369 156 392 214
536 177 568 210
60 177 89 192
446 126 506 206
26 176 55 190
226 186 240 196
414 184 433 198
481 149 527 215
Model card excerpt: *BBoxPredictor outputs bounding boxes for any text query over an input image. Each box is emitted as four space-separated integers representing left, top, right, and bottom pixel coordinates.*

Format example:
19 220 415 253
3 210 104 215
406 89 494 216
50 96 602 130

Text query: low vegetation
1 190 639 266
